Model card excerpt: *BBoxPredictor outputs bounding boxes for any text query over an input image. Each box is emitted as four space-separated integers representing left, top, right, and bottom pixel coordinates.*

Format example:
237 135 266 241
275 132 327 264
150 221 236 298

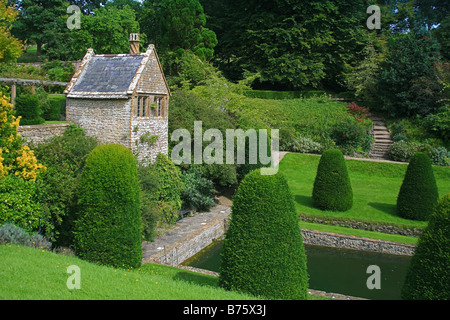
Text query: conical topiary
219 169 309 300
401 194 449 300
74 144 142 268
312 149 353 211
397 152 439 221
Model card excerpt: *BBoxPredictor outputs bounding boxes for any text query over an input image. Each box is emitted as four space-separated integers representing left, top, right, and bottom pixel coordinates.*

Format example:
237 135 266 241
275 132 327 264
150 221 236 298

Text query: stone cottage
64 34 170 163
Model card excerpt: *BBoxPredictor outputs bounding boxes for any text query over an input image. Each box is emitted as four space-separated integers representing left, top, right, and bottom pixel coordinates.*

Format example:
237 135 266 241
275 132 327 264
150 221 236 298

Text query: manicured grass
280 153 450 239
0 244 329 300
0 244 258 300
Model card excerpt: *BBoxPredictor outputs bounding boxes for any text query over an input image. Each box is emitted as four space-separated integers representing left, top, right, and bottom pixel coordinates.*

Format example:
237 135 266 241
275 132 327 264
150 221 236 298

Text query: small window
152 97 163 117
136 95 166 118
136 95 149 117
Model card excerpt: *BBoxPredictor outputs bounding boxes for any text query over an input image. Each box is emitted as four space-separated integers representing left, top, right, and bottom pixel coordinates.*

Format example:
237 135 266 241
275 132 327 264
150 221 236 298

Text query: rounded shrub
219 169 309 300
74 144 141 268
312 149 353 211
401 194 449 300
396 152 439 221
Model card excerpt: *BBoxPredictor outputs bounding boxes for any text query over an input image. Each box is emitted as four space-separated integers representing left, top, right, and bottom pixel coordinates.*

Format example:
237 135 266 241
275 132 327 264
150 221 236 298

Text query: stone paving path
141 204 231 264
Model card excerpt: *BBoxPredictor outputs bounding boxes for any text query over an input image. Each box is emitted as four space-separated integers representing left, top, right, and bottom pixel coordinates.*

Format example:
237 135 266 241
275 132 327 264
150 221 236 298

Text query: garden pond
182 240 412 300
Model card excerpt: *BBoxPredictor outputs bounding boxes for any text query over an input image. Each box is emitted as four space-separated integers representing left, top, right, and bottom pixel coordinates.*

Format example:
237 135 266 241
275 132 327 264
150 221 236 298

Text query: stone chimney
129 33 140 54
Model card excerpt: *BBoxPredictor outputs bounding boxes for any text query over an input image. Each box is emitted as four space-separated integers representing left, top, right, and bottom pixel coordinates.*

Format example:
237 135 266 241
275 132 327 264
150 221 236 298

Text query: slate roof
71 55 144 95
65 45 170 99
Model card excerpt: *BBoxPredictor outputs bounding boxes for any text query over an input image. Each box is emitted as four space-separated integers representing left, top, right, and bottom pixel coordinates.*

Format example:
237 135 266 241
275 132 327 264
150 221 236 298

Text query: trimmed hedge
312 149 353 211
401 194 450 300
219 169 309 300
397 152 439 221
243 90 326 100
14 94 44 125
74 144 141 268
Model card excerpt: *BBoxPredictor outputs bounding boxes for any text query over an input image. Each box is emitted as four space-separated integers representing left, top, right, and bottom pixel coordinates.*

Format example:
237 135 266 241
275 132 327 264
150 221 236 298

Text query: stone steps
369 113 393 159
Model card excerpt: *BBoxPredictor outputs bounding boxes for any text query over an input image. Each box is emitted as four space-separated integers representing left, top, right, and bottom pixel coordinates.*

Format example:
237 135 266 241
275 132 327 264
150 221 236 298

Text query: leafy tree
376 33 444 117
401 193 449 300
0 0 23 63
141 0 217 61
202 0 370 90
312 149 353 212
74 144 142 268
219 169 309 300
11 0 70 59
69 5 141 59
397 152 439 221
434 15 450 60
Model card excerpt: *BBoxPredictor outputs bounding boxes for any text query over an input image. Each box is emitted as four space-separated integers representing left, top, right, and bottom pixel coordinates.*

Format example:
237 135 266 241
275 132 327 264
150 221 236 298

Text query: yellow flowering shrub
0 92 45 181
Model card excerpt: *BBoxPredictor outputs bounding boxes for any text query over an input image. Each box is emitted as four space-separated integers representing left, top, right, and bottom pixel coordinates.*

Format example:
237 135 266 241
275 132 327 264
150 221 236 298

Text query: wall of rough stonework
66 98 131 147
135 48 169 96
301 229 416 256
66 97 169 163
17 123 69 145
131 116 169 164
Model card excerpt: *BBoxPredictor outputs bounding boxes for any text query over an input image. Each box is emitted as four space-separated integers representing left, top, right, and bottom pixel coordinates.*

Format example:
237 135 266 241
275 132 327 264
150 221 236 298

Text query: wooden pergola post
10 81 16 106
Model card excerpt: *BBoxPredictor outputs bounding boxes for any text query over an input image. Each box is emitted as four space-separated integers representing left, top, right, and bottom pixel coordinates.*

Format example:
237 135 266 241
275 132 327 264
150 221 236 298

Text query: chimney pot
129 33 140 54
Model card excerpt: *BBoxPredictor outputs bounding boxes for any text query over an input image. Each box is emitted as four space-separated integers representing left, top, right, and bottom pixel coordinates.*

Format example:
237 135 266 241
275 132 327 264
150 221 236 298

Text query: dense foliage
376 33 444 118
0 175 42 231
34 124 98 246
74 144 142 268
219 169 309 299
0 92 45 181
401 193 450 300
0 0 23 63
14 93 44 125
137 153 184 241
397 152 439 221
312 149 353 212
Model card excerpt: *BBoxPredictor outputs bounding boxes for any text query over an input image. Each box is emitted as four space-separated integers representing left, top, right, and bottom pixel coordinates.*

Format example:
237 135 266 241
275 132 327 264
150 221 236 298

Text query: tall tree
11 0 69 59
202 0 370 90
376 32 444 117
141 0 217 61
69 5 141 59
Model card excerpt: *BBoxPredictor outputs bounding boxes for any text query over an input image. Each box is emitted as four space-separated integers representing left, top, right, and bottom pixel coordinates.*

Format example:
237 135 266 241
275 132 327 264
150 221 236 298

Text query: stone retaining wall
301 229 416 256
142 215 229 265
18 123 69 145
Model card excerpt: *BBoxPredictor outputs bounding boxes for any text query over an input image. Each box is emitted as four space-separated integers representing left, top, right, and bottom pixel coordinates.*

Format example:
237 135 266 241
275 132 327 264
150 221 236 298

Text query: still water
182 241 412 300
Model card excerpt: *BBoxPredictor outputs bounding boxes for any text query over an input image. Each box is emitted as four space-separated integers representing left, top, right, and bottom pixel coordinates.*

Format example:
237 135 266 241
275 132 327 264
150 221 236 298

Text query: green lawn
0 244 328 300
280 153 450 241
0 244 258 300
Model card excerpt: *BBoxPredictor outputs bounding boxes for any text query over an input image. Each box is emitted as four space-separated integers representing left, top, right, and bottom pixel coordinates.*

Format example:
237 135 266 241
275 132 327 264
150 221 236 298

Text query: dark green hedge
219 169 309 300
312 149 353 211
401 193 449 300
397 152 439 221
74 144 142 268
14 94 44 125
244 90 326 100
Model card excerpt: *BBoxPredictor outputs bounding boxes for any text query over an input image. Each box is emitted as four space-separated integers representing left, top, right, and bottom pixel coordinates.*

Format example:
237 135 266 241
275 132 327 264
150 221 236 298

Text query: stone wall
66 97 169 163
301 229 416 256
66 98 131 147
18 123 69 145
